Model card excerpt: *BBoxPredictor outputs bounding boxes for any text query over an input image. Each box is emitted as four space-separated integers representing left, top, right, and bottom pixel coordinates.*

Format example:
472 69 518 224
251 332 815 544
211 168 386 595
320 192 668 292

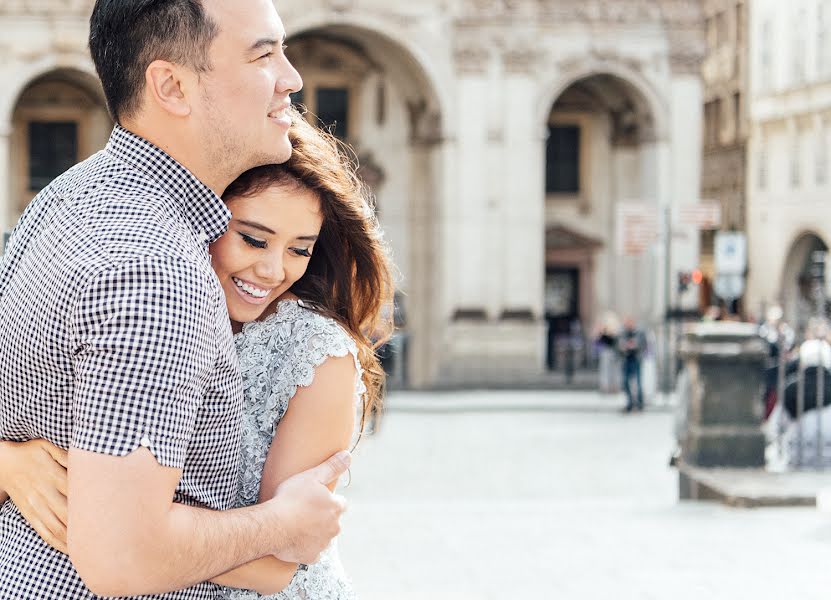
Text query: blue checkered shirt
0 125 244 599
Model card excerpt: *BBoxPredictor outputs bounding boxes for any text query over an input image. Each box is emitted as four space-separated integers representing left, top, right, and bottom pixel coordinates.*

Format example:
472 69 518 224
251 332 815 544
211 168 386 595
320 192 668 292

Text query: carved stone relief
453 39 491 76
0 0 95 16
406 98 443 145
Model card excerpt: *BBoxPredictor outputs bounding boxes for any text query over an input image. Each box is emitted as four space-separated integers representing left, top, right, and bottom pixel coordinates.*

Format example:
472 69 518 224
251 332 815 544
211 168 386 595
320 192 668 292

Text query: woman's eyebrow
296 235 319 242
236 219 276 235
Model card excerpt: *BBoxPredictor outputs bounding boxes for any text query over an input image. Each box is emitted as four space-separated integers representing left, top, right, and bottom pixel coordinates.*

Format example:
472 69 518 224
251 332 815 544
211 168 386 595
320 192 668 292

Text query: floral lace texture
217 299 364 600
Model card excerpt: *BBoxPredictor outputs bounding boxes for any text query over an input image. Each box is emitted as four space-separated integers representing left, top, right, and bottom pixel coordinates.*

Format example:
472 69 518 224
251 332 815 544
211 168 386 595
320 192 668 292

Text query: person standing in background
619 316 646 412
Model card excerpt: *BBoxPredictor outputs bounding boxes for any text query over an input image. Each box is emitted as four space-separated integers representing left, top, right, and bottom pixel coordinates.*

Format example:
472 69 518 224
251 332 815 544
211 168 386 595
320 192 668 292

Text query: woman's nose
254 256 284 284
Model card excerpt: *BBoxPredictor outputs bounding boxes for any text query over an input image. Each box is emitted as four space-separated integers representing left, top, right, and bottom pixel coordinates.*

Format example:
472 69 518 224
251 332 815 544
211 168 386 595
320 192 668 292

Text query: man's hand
0 440 68 553
268 451 351 564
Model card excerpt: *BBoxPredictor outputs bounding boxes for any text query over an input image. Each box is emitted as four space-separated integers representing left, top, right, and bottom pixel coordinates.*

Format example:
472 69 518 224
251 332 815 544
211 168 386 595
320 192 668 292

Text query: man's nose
276 55 303 95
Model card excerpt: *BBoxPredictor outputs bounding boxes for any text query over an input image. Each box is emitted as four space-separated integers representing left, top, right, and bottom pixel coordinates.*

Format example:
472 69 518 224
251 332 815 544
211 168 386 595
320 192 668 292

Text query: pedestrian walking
618 316 647 412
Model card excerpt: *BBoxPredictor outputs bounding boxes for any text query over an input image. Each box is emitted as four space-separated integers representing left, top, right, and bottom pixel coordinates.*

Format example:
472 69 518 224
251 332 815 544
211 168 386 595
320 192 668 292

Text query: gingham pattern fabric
0 125 244 599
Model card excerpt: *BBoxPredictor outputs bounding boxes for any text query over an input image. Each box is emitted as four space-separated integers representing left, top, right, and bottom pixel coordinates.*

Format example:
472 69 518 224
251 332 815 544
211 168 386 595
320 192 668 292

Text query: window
736 3 744 45
733 93 742 140
290 89 305 107
758 138 768 190
716 11 728 47
819 2 831 78
545 125 580 194
28 121 77 191
704 99 722 148
761 20 773 91
707 16 716 50
818 124 828 185
791 132 802 188
793 10 807 85
315 88 349 139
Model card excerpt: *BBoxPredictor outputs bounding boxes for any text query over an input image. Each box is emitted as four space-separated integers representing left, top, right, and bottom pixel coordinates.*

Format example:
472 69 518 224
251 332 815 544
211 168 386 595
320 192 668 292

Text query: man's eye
240 233 267 249
259 52 274 60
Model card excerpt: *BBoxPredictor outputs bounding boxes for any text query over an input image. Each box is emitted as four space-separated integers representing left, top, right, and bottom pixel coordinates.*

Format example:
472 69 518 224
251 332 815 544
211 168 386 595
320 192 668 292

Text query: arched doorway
285 25 444 388
7 69 110 228
542 72 660 370
781 232 829 333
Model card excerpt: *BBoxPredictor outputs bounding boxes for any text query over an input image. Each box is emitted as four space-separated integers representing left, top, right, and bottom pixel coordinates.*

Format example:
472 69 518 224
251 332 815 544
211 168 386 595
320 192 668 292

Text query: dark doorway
545 267 580 370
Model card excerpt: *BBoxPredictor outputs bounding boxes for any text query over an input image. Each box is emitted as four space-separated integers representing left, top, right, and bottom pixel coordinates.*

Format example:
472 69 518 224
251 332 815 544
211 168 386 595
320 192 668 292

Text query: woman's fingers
44 486 68 527
39 504 68 550
19 493 68 554
42 442 68 469
47 461 69 497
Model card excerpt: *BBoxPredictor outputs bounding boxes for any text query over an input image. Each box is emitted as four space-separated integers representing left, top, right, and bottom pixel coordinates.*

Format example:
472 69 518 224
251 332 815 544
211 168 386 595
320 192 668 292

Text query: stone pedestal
678 322 767 498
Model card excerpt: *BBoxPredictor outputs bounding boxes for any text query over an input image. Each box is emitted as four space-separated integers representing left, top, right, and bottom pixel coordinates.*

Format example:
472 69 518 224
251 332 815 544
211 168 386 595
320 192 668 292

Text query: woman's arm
0 439 69 553
211 354 358 594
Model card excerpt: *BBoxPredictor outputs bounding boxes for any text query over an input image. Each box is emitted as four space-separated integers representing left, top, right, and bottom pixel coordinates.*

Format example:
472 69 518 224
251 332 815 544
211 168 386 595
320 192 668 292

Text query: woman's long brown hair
223 107 395 430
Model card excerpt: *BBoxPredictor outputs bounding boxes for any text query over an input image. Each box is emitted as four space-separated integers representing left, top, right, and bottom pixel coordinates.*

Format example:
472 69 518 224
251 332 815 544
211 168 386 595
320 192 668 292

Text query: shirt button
140 435 151 448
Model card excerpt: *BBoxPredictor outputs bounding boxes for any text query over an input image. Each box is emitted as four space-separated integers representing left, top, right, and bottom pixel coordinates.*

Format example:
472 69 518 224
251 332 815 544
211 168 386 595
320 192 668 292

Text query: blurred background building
0 0 706 388
699 0 747 311
746 0 831 331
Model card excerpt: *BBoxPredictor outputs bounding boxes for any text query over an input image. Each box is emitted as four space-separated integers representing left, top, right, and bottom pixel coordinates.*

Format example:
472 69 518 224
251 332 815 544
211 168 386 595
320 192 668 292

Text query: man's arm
68 447 349 597
209 355 358 594
67 259 347 597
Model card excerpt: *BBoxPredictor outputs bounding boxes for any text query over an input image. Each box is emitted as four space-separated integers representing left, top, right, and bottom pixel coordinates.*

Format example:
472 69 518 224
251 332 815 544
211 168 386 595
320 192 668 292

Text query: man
0 1 348 597
618 316 646 412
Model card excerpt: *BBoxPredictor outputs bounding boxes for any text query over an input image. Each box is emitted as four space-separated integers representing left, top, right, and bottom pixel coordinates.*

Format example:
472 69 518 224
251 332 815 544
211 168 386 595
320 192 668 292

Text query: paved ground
338 390 831 600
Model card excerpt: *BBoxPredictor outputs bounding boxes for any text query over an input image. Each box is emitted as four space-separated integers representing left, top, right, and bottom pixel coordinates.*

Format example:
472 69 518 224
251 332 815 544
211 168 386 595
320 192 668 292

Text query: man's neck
120 121 230 195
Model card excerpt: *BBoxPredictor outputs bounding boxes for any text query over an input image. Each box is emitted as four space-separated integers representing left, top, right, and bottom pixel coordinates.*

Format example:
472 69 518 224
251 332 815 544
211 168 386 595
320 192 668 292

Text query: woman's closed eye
291 246 313 258
239 232 267 249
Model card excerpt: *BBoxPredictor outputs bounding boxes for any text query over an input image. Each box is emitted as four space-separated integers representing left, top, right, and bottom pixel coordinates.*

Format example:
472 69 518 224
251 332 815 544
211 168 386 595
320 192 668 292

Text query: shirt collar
105 124 231 244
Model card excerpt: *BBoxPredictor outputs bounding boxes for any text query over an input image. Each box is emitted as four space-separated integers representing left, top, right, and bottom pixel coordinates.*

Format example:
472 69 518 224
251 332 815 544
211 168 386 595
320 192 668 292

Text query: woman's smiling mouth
231 276 274 303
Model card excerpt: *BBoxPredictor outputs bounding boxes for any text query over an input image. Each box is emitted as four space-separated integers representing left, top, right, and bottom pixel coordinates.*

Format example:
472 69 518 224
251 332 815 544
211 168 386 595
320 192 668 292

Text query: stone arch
284 15 446 387
539 62 671 369
285 11 450 139
535 60 669 143
4 63 111 229
1 54 103 127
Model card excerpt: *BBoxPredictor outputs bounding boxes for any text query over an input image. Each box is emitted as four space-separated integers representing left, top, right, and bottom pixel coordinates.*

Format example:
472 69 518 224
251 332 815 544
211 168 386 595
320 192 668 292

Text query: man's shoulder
55 151 205 263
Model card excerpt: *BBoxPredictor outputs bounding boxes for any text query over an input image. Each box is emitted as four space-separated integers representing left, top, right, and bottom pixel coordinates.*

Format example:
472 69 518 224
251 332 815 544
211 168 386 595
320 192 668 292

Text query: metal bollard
797 363 805 468
777 336 787 462
818 362 826 469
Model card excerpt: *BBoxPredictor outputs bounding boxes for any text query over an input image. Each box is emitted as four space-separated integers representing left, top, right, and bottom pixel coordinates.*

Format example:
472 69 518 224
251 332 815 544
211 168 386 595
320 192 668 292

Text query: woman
0 108 393 598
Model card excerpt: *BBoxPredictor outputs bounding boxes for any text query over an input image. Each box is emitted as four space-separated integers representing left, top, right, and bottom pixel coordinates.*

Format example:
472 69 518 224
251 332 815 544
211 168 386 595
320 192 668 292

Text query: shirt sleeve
70 256 219 469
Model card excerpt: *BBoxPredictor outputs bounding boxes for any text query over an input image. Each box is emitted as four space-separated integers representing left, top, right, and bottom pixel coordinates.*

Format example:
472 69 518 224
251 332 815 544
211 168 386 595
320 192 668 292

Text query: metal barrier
771 334 831 470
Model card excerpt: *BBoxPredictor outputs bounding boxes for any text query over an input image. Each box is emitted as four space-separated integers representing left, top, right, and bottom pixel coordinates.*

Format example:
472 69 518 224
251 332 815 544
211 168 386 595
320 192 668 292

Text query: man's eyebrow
236 219 276 235
249 36 281 52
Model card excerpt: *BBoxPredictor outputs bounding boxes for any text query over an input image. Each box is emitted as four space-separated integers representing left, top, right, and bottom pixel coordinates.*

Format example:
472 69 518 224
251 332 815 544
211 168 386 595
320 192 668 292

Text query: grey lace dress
217 299 364 600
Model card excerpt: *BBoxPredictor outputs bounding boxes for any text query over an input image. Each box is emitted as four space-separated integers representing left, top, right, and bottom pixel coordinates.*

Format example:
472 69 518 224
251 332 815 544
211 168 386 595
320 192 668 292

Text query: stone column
406 109 444 389
677 322 767 497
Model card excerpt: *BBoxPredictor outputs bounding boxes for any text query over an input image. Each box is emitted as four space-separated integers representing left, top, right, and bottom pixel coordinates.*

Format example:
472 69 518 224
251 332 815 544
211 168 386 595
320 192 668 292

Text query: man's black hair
89 0 218 123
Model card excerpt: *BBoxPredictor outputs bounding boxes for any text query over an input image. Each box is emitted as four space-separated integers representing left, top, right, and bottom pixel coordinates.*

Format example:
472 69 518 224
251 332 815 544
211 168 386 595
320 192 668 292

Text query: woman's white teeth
233 277 270 298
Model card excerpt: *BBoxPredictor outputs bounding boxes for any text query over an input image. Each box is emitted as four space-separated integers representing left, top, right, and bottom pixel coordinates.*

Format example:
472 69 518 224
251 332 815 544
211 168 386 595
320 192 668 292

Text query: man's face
194 0 302 174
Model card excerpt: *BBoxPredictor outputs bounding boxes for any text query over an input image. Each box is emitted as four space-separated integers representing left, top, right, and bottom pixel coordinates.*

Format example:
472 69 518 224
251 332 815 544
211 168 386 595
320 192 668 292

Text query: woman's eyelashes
239 232 267 249
239 232 313 257
292 247 313 258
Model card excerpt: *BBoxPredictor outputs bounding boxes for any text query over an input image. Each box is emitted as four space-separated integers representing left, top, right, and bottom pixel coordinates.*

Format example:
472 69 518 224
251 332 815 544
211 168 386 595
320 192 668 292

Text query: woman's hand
0 440 68 553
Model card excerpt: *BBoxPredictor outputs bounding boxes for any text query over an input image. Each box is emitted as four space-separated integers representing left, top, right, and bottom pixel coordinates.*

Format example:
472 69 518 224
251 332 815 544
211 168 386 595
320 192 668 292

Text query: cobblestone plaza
339 391 830 600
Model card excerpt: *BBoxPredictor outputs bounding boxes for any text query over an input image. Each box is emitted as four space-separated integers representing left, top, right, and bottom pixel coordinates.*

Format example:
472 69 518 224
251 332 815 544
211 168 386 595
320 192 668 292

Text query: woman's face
210 183 323 331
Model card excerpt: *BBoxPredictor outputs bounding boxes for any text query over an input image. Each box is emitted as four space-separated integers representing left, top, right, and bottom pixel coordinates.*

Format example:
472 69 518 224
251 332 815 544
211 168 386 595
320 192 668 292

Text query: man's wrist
260 497 290 557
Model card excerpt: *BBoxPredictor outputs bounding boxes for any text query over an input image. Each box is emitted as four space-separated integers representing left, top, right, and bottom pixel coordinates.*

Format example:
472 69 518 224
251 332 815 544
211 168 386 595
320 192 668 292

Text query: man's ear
144 60 193 118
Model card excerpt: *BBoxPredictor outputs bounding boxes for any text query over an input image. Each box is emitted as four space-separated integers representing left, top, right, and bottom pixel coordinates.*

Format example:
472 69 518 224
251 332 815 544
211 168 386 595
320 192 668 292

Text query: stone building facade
699 0 747 307
0 0 705 388
747 0 831 329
